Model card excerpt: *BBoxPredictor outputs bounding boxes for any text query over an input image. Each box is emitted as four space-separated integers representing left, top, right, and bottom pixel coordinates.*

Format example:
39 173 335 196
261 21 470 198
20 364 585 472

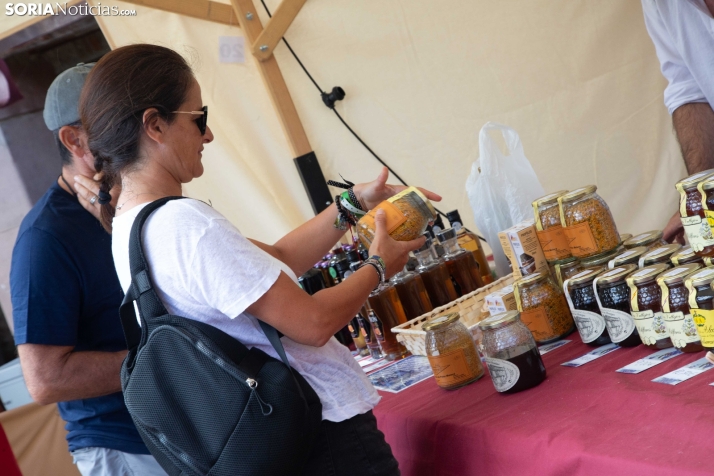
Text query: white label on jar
572 310 606 343
681 215 714 252
632 310 669 345
601 307 636 343
483 357 520 392
663 312 701 348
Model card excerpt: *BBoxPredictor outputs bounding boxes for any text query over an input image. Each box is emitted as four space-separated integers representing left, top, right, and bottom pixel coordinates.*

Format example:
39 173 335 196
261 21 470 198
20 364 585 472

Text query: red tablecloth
374 336 714 476
0 422 21 476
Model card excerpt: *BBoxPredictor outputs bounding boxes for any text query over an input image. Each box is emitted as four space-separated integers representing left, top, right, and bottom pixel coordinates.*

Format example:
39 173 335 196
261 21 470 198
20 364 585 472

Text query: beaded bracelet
359 255 386 290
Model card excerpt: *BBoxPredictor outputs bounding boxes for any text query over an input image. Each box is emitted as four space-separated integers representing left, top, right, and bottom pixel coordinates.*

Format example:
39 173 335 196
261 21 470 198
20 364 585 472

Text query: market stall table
373 336 714 476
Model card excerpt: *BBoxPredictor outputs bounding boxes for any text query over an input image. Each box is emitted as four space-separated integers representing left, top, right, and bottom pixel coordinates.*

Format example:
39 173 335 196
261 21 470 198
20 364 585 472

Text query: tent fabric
89 0 684 250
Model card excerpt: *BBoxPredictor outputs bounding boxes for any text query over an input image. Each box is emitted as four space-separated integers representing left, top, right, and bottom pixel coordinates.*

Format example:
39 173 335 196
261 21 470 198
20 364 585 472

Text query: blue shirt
10 182 148 454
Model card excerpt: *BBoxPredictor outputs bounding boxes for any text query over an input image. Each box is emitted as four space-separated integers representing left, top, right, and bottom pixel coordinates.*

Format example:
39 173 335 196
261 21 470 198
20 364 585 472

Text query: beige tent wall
34 1 690 249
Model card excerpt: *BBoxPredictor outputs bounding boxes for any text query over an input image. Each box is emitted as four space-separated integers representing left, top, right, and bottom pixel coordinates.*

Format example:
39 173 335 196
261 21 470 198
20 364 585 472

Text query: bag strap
119 197 309 405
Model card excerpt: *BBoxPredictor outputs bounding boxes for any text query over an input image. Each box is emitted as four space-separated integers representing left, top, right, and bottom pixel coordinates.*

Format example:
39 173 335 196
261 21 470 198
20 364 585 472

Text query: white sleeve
187 217 282 319
642 0 707 114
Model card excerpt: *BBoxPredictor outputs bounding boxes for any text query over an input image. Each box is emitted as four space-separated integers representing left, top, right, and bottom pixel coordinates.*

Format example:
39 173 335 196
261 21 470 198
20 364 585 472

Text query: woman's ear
142 108 168 144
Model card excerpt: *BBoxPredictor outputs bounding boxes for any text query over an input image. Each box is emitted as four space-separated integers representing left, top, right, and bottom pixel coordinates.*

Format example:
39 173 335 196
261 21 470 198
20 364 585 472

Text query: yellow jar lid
580 247 624 267
657 264 703 286
623 230 663 248
559 185 597 203
619 233 633 242
676 170 714 190
627 263 670 285
596 264 638 285
567 268 604 287
610 247 647 267
389 186 437 220
640 244 683 266
422 312 460 331
478 310 521 330
671 246 698 265
514 270 549 288
533 190 569 207
684 267 714 288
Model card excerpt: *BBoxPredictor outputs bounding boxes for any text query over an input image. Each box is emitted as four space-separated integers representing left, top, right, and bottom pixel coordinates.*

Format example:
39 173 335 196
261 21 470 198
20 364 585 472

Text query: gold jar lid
676 170 714 190
627 263 670 285
580 247 623 268
640 244 682 267
684 267 714 288
478 310 521 330
702 178 714 191
596 264 638 285
389 186 437 220
657 264 703 286
623 230 663 248
610 247 647 267
551 256 579 267
533 190 569 207
514 270 549 289
619 233 633 242
559 185 597 203
567 268 604 287
422 312 460 331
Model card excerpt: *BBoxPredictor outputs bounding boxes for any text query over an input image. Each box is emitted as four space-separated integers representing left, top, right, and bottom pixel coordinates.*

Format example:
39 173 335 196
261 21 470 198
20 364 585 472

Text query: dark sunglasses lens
196 106 207 135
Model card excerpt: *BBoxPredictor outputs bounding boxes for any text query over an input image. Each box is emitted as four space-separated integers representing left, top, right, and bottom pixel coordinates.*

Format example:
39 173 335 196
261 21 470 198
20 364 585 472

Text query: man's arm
672 102 714 174
18 344 126 405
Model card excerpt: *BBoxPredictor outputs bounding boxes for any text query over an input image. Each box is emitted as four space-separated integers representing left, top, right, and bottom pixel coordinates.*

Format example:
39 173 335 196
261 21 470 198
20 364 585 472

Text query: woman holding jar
77 44 439 475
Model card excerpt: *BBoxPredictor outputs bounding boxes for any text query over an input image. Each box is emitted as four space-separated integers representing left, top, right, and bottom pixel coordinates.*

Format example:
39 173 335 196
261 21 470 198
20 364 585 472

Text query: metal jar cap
596 264 638 285
610 247 647 267
559 185 597 203
533 190 569 207
435 228 457 243
627 263 670 285
640 244 682 266
515 270 549 288
619 233 633 243
657 264 703 286
567 268 604 287
671 246 698 265
580 247 623 268
422 312 460 331
676 170 714 190
478 310 521 330
702 178 714 191
684 267 714 288
623 230 663 248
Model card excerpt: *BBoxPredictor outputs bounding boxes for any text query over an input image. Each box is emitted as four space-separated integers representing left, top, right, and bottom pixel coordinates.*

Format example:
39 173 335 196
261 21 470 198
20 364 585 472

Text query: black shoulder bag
119 197 322 476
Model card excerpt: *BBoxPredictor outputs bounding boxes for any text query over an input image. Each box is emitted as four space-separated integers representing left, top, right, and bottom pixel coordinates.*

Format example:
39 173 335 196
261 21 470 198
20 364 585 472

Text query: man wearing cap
10 64 166 475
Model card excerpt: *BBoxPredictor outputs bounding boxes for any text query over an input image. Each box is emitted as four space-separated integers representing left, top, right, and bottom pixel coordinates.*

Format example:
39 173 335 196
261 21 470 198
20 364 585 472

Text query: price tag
561 343 620 367
219 36 245 63
652 357 714 385
538 340 571 355
616 348 683 374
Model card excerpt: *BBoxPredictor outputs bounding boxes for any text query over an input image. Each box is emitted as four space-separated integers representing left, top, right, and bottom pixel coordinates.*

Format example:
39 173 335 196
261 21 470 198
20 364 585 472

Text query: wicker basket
392 274 515 356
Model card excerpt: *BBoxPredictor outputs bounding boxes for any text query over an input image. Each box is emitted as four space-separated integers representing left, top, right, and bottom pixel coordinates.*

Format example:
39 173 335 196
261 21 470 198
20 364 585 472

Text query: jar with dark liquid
675 170 714 257
594 265 641 347
414 235 458 307
579 246 623 272
608 246 647 269
436 228 483 297
367 284 410 361
638 244 681 268
670 246 704 267
514 271 574 344
564 269 610 346
390 267 433 320
447 210 494 284
657 264 704 353
684 268 714 353
549 256 582 289
626 264 673 349
479 311 546 394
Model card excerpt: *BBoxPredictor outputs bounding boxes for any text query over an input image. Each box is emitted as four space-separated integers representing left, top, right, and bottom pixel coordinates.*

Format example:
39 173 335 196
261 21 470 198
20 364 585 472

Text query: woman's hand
352 166 442 210
368 209 426 279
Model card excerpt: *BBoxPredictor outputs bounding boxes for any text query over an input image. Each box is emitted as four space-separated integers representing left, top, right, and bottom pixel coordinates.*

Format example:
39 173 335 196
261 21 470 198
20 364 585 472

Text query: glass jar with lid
564 269 611 346
626 263 673 349
623 230 667 251
514 271 574 344
478 311 547 394
367 284 410 361
390 266 433 320
675 170 714 257
580 246 624 272
657 264 704 353
684 267 714 352
357 187 437 247
608 246 647 269
413 234 459 307
670 246 704 267
423 312 484 390
549 257 582 289
558 185 621 259
594 265 641 346
638 244 681 268
619 233 633 243
532 190 572 262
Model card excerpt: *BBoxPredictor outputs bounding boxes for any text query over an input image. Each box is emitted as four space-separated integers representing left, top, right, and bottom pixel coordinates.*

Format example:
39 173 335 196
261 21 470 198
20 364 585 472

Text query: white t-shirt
111 199 380 422
642 0 714 114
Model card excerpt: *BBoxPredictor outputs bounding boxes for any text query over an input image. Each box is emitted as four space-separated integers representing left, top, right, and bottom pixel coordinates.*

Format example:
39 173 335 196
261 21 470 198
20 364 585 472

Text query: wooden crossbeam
251 0 307 61
121 0 239 26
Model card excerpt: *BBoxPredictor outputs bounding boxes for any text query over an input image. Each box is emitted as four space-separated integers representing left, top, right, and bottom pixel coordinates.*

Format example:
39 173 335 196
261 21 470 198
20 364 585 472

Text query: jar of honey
390 267 433 320
423 312 484 390
657 264 704 353
532 190 572 262
558 186 620 259
579 246 624 272
626 263 673 349
623 230 667 251
675 170 714 257
357 187 437 247
514 271 574 344
414 235 459 307
670 246 704 267
436 228 484 296
638 244 681 268
684 267 714 352
564 268 611 346
608 246 647 269
367 284 410 361
479 311 547 394
594 265 641 346
549 256 582 289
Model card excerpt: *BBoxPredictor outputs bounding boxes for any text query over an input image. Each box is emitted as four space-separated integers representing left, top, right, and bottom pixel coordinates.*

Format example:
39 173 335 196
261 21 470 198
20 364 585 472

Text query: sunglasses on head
172 105 208 135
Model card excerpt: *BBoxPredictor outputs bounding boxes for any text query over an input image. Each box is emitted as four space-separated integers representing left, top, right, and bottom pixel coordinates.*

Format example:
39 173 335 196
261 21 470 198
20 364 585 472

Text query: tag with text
616 348 683 374
561 343 620 367
652 357 714 385
538 340 571 355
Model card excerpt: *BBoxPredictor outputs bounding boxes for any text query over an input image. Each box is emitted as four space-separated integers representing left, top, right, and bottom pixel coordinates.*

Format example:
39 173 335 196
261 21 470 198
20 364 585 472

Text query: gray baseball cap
43 62 94 131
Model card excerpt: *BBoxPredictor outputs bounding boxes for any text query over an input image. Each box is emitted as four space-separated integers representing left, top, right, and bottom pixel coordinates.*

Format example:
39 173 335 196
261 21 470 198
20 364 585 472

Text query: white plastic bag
466 122 545 277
